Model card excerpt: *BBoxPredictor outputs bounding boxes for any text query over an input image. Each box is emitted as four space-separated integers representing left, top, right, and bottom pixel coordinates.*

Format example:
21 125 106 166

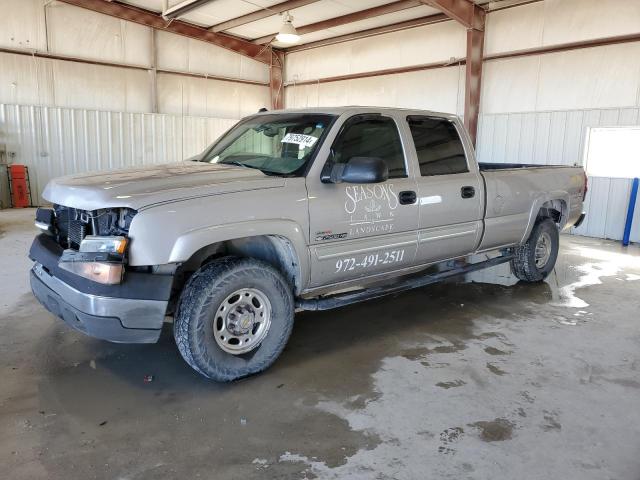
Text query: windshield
198 113 336 176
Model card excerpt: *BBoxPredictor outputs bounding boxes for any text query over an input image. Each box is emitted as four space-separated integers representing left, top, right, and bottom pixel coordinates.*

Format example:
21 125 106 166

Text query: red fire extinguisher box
9 164 31 208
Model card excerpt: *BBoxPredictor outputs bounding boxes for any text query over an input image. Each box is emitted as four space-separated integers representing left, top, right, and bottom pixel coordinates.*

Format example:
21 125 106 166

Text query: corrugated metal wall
476 107 640 242
0 103 237 206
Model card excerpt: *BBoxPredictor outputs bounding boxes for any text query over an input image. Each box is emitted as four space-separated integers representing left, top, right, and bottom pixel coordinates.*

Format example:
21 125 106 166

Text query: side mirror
322 157 389 184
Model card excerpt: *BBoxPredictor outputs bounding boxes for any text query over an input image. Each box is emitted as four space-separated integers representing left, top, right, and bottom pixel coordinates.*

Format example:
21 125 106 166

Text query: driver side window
331 116 407 178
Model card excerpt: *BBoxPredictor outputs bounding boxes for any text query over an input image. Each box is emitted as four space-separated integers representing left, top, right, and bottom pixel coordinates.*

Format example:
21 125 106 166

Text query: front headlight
59 261 124 285
80 236 128 254
59 235 128 284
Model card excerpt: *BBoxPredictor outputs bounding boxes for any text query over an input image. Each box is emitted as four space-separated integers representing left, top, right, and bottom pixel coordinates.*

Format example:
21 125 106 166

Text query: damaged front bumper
29 234 173 344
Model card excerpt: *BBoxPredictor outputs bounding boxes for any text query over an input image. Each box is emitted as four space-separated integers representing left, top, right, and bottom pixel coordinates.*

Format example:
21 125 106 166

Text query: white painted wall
0 0 270 117
285 20 467 116
285 66 466 116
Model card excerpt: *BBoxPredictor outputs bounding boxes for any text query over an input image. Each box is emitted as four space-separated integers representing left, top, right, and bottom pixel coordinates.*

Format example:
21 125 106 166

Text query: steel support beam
422 0 485 146
270 50 285 110
464 26 484 146
162 0 215 20
210 0 320 32
419 0 484 30
57 0 273 64
253 0 422 45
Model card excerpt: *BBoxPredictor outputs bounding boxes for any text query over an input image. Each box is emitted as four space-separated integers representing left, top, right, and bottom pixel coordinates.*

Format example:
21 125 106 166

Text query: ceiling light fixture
276 12 300 44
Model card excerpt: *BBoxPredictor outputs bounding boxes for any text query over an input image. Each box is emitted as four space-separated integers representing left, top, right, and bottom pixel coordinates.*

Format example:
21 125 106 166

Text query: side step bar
296 254 514 311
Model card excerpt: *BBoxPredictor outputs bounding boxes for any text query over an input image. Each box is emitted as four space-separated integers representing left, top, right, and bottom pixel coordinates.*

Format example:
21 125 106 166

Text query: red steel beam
57 0 274 64
270 50 285 109
210 0 320 32
464 26 484 146
253 0 423 44
419 0 484 30
422 0 485 145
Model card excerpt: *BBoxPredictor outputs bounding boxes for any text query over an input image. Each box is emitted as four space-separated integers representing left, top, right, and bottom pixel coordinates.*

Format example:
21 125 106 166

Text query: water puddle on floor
549 246 640 308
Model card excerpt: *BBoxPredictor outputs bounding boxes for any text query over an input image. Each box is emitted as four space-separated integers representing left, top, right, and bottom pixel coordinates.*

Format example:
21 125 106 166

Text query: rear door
402 115 484 264
306 113 419 288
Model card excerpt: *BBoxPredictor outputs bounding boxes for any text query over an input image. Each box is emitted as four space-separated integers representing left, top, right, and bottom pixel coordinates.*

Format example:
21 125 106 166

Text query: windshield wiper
219 160 283 176
220 160 261 170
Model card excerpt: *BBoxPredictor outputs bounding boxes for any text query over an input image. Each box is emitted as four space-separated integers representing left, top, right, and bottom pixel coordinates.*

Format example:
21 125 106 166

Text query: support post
464 23 484 146
420 1 485 147
623 177 639 246
270 50 285 110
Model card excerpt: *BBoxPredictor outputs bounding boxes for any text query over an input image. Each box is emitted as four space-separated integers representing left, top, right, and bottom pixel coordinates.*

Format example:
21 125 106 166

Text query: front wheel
174 256 294 381
511 218 559 282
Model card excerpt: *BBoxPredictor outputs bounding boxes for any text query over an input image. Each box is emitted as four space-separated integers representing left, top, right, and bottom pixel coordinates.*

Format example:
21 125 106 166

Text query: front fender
129 216 310 291
171 220 309 277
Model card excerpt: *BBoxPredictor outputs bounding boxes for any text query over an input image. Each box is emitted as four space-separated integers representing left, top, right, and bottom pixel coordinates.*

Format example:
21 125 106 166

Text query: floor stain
469 418 515 442
438 427 464 455
484 346 510 356
486 362 507 376
436 379 466 389
542 411 562 431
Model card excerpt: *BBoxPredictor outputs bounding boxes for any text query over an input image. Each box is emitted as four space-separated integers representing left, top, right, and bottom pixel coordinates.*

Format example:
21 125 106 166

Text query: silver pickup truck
29 107 587 381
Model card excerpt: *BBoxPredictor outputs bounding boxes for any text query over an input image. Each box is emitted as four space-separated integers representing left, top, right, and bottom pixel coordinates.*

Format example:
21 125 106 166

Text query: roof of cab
252 106 460 120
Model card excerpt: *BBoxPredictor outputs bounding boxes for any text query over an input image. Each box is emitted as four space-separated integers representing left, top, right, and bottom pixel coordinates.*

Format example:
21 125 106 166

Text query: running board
296 254 514 311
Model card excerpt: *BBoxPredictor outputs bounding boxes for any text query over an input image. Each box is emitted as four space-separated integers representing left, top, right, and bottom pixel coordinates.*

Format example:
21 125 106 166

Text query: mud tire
174 256 294 381
511 218 559 283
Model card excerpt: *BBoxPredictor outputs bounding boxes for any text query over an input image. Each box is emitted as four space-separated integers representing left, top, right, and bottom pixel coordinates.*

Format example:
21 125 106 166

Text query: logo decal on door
344 184 399 236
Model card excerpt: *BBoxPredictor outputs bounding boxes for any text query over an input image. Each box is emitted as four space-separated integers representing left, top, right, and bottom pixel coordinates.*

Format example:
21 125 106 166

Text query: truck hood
42 162 286 211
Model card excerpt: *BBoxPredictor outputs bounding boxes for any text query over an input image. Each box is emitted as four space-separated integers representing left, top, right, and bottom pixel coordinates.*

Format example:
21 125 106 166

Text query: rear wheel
511 218 559 282
174 256 294 381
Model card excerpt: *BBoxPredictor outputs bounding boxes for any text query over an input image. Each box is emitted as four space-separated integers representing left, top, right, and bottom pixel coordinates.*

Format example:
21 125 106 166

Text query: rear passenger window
332 116 406 178
407 116 468 176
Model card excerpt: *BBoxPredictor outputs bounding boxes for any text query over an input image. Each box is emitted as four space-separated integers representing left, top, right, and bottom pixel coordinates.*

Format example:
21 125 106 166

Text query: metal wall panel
46 2 152 67
285 21 467 83
155 31 268 84
477 107 640 242
285 65 466 116
0 103 237 206
485 0 640 56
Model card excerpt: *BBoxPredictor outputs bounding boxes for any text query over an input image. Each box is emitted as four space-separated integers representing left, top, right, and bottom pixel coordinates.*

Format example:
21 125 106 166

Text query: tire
174 256 294 381
511 217 559 282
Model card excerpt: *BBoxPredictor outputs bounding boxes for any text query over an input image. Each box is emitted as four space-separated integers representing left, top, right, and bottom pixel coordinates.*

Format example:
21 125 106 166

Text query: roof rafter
57 0 275 64
210 0 321 33
162 0 217 20
253 0 424 45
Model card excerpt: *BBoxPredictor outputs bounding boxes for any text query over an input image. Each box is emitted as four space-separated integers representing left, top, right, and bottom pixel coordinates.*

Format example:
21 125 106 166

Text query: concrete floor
1 207 640 480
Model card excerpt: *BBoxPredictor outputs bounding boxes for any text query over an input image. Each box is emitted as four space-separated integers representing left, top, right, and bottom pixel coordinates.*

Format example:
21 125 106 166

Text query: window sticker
281 133 318 148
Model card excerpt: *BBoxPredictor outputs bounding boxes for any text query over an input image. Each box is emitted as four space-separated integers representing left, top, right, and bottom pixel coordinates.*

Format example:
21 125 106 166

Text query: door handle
399 190 417 205
461 186 475 199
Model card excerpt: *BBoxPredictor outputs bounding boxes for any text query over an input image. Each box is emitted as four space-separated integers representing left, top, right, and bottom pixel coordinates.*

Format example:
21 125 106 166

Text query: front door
404 115 484 264
307 114 419 288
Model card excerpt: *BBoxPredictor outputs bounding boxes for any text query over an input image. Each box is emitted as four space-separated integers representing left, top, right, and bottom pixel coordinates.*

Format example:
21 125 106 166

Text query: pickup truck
29 107 587 381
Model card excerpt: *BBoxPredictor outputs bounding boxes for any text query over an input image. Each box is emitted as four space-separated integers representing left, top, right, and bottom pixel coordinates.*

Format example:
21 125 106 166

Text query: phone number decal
335 249 405 273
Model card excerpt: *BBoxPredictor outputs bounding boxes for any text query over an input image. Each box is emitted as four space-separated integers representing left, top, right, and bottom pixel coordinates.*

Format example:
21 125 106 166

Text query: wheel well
170 235 302 310
537 199 566 227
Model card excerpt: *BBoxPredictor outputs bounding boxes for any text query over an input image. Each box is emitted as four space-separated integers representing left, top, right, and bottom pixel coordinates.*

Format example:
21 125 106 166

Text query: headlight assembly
59 260 124 285
59 236 128 285
80 236 128 254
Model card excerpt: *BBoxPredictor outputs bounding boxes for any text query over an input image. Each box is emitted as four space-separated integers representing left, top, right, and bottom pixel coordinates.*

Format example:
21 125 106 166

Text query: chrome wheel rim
535 231 552 269
213 288 272 355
